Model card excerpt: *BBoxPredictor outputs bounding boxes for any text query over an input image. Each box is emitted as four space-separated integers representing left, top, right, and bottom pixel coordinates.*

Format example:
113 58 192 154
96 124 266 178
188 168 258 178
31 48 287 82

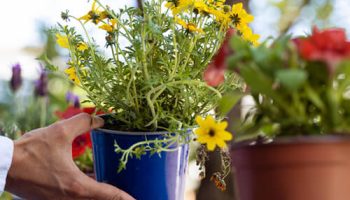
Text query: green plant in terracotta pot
42 0 259 199
212 27 350 200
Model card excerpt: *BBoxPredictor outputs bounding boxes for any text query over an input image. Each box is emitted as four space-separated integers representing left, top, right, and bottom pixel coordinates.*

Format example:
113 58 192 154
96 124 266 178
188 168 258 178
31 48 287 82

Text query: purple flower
10 63 22 92
66 92 80 108
34 70 48 97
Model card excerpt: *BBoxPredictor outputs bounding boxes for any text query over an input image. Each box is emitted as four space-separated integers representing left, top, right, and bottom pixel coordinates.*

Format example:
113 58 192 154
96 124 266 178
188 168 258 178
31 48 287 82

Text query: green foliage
227 35 350 139
51 0 240 132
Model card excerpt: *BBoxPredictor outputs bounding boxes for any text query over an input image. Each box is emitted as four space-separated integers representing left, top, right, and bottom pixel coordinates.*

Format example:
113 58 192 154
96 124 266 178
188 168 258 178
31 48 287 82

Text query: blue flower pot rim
94 114 194 136
92 127 172 136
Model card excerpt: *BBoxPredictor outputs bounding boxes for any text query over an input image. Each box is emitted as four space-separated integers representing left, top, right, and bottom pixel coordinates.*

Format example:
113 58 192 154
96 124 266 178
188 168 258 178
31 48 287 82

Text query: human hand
5 113 135 200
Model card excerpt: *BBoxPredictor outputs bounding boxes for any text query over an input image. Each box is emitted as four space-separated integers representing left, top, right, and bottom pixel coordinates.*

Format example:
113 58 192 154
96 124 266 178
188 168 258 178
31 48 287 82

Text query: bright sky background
0 0 136 80
0 0 350 80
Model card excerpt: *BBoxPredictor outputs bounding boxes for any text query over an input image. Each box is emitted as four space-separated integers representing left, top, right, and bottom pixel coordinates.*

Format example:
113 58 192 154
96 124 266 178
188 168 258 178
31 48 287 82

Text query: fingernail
93 116 104 128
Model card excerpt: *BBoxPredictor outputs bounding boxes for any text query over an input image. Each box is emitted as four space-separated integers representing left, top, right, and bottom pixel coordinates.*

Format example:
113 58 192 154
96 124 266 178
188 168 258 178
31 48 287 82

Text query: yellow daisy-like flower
176 17 204 33
56 34 69 49
239 25 260 46
64 67 80 85
207 8 230 27
166 0 194 15
194 1 210 14
230 3 254 29
194 116 233 151
99 19 117 32
77 43 88 52
79 0 108 24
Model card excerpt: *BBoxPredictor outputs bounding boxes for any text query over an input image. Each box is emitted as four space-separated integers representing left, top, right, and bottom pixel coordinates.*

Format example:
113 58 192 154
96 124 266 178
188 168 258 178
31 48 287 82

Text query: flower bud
10 63 22 92
34 70 48 97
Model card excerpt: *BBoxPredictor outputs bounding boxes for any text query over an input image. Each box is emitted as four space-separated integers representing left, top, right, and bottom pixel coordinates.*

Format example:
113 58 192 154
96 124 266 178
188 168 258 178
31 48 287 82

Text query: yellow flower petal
77 43 88 52
56 34 69 49
218 121 228 130
64 67 80 85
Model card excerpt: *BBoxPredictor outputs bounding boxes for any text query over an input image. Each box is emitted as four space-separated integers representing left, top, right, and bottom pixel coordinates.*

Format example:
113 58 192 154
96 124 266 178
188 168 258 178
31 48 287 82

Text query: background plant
223 28 350 140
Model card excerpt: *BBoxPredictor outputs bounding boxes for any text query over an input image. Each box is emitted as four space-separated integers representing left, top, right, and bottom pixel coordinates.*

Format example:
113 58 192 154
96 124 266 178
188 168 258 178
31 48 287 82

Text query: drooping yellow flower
207 8 231 27
64 67 80 85
194 116 233 151
166 0 194 15
77 43 88 52
56 34 69 49
193 1 210 14
79 0 108 24
239 25 260 46
176 17 204 33
99 19 117 32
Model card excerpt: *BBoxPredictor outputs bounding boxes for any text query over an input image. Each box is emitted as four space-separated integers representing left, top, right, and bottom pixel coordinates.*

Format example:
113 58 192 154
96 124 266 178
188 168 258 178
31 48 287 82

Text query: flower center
209 129 215 137
231 14 241 26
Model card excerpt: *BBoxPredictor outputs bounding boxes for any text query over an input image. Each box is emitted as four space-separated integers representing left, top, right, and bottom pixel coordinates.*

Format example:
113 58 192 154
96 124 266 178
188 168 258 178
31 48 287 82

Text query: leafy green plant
223 28 350 140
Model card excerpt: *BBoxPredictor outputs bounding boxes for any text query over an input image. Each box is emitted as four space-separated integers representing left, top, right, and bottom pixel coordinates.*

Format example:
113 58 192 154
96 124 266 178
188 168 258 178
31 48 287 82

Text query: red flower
204 29 235 87
294 27 350 74
56 106 104 159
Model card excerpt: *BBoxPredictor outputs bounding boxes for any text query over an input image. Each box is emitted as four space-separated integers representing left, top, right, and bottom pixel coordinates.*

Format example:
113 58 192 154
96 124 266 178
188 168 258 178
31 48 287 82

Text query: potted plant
44 0 258 199
215 27 350 200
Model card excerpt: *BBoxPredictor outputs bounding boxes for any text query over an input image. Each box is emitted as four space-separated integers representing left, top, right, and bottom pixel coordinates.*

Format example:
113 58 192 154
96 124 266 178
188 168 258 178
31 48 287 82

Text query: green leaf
276 69 308 91
240 64 274 96
218 92 243 116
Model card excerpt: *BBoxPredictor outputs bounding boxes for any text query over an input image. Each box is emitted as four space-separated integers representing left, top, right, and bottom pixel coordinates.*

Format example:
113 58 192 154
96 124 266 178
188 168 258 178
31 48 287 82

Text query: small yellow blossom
230 3 254 29
194 116 233 151
239 25 260 46
166 0 194 15
64 67 80 85
77 43 88 52
56 34 69 49
176 18 204 33
99 19 117 32
79 0 108 24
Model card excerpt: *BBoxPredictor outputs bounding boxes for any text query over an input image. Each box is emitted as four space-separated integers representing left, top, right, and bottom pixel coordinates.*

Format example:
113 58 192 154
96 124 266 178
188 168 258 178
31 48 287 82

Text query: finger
55 113 104 142
83 176 135 200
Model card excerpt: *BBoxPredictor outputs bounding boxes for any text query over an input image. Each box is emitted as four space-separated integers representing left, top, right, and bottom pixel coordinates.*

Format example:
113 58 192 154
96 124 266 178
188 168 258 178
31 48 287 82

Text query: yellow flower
166 0 194 15
64 67 80 85
99 19 117 32
79 0 108 24
194 116 233 151
239 25 260 46
77 43 88 52
230 3 254 28
194 1 210 14
176 17 204 33
207 8 230 26
56 34 69 49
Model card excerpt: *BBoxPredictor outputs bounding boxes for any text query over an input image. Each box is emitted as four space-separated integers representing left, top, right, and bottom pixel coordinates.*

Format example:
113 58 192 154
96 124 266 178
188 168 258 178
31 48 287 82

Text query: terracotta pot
231 135 350 200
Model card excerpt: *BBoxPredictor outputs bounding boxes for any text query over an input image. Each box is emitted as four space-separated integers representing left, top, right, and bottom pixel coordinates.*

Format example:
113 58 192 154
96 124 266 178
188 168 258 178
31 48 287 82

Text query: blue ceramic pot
91 127 189 200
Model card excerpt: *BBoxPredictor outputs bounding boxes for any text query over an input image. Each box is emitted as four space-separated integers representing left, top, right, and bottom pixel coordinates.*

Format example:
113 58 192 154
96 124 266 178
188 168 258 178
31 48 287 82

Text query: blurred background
0 0 349 199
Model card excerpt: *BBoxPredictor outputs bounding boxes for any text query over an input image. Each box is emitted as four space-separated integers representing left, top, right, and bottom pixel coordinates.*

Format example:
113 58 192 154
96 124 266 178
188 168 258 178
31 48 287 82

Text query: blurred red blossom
294 27 350 74
204 29 235 87
56 106 104 159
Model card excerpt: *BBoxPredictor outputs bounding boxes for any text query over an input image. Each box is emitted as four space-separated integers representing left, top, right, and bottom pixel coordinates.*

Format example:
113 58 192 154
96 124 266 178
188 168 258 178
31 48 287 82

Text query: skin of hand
4 113 135 200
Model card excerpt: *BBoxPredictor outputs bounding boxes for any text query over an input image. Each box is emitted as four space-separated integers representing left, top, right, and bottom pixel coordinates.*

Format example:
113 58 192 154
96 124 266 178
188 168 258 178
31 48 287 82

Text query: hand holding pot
5 113 135 200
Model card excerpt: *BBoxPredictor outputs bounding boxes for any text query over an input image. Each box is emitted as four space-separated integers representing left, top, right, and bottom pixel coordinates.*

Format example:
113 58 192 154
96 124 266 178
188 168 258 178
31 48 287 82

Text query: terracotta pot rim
231 134 350 150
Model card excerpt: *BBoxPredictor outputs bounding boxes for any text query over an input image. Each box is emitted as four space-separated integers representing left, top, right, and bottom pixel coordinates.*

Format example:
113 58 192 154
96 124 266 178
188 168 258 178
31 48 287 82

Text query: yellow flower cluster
166 0 260 46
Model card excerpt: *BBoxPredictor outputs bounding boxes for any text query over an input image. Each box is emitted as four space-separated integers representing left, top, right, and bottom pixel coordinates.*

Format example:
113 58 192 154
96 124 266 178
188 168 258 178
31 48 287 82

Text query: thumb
55 113 104 142
83 176 136 200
